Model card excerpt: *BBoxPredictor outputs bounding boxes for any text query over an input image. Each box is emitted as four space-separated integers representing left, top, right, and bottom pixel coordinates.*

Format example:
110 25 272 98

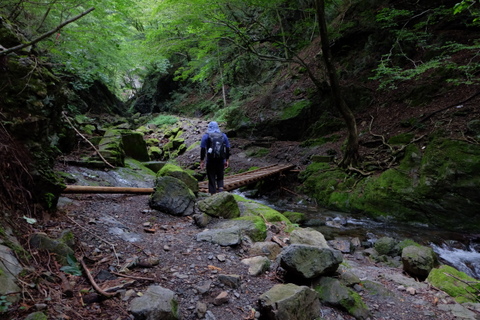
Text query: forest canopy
1 0 479 102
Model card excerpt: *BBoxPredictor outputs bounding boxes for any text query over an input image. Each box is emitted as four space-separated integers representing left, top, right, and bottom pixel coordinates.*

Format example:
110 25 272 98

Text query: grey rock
196 227 241 246
241 256 270 276
248 242 282 260
278 244 343 279
149 176 195 216
289 228 329 248
258 283 321 320
197 192 240 219
315 277 370 320
218 274 241 289
129 285 180 320
402 245 438 278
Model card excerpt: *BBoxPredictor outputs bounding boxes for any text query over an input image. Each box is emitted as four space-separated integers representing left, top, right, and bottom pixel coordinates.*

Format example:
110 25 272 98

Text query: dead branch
111 272 156 282
0 8 95 56
61 112 115 169
347 166 373 176
79 256 117 297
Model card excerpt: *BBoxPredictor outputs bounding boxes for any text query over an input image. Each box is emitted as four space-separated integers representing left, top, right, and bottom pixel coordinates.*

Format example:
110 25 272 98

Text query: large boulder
374 237 398 256
315 277 370 320
278 244 343 279
197 192 240 218
289 228 329 249
401 245 438 279
258 283 321 320
149 176 195 216
98 128 125 167
157 163 198 193
129 285 180 320
122 131 149 161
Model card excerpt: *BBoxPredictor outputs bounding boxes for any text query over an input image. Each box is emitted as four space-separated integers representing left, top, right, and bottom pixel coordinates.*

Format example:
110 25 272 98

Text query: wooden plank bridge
198 164 295 193
63 164 295 194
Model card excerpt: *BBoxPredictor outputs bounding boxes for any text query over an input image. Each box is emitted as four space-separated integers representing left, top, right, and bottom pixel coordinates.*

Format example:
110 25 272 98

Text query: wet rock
278 244 343 279
402 245 438 279
241 256 270 276
150 176 195 216
289 228 329 249
129 285 180 319
258 283 321 320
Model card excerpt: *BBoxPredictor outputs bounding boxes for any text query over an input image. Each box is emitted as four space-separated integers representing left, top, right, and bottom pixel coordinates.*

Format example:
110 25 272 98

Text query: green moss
427 265 480 303
396 239 420 251
246 147 269 158
282 211 305 223
281 100 311 120
388 133 415 145
233 216 267 241
186 141 200 152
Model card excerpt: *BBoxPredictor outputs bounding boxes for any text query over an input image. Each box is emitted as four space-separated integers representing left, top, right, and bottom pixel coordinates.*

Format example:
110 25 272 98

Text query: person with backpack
200 121 230 194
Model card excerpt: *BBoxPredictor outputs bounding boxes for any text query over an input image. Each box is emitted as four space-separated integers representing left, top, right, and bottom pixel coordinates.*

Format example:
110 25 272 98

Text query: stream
239 191 480 280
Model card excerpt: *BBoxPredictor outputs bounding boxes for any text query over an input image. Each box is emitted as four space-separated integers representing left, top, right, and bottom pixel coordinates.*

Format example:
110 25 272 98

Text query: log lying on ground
63 185 154 194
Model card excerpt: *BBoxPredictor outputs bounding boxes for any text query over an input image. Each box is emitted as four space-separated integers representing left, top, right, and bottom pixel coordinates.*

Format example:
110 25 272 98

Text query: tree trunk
315 0 360 167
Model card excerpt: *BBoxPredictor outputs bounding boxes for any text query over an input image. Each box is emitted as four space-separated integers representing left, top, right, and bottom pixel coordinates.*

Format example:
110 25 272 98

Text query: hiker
200 121 230 194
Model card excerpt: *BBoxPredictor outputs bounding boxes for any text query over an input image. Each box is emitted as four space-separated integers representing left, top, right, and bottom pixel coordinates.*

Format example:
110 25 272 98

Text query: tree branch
0 7 95 56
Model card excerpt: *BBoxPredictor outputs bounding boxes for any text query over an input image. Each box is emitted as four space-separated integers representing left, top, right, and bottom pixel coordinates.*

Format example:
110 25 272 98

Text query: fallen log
63 185 154 194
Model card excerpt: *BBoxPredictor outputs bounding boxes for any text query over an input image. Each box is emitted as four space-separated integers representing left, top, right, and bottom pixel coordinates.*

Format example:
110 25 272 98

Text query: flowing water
237 191 480 280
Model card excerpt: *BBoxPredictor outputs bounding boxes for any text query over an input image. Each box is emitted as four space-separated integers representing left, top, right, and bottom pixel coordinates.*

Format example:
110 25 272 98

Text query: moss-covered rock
122 131 149 161
300 138 480 231
98 128 125 167
197 192 240 219
315 277 370 319
427 265 480 303
157 163 198 193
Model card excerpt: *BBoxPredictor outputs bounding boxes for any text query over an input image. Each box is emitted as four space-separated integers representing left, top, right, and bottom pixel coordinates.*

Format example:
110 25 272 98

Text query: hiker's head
207 121 221 133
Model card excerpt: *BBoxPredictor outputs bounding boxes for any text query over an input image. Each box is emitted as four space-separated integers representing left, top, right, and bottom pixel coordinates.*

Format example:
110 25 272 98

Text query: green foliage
371 6 480 89
60 254 82 276
0 295 12 313
148 115 178 127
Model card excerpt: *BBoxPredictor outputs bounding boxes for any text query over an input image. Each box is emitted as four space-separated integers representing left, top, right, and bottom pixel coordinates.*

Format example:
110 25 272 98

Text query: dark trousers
206 158 225 194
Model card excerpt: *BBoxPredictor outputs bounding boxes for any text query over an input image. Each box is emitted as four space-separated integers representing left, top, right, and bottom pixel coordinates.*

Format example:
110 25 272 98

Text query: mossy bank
300 137 480 231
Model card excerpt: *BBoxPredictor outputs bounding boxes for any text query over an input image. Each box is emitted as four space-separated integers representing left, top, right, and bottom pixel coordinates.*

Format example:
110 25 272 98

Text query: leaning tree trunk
315 0 360 167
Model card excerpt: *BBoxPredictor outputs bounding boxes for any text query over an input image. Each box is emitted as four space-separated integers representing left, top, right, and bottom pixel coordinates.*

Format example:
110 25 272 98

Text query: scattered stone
217 254 226 262
213 291 229 305
241 256 270 276
129 285 180 319
195 301 207 318
374 237 398 256
218 274 241 289
329 239 353 253
406 287 416 295
194 280 212 294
